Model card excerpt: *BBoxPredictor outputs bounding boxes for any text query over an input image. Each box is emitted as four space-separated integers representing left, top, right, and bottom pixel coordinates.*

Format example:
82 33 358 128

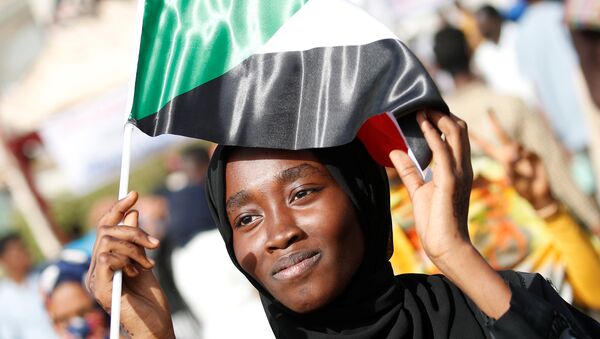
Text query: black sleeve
479 271 600 339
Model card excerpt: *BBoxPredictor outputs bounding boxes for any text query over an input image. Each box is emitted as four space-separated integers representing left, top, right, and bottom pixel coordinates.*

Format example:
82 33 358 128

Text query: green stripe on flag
131 0 308 120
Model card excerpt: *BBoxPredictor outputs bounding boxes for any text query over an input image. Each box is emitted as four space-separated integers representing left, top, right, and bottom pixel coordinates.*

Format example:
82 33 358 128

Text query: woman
87 112 599 338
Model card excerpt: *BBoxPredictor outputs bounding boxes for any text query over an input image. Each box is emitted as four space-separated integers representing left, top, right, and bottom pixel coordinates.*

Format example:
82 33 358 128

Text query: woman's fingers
92 193 139 262
96 233 155 269
416 112 453 178
88 219 158 294
98 252 137 275
104 252 141 279
425 111 469 170
449 113 473 179
89 252 139 310
87 225 156 306
390 149 424 199
90 224 157 276
123 209 139 228
97 225 159 250
98 191 139 227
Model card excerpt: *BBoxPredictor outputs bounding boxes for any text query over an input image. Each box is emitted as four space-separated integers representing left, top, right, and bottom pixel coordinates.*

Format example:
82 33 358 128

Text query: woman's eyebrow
276 163 329 185
226 190 251 212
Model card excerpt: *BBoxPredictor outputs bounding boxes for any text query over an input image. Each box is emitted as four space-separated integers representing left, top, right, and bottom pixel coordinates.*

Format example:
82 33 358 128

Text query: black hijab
206 140 488 338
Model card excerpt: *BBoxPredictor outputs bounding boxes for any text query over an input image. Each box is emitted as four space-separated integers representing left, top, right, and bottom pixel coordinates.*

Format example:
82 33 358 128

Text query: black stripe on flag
134 39 448 151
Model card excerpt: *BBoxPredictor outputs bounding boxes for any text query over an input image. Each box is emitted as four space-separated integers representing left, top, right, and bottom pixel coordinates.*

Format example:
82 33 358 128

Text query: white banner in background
40 87 187 196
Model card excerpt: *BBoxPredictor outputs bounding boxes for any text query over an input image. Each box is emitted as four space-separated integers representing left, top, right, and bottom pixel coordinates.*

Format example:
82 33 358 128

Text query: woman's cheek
234 231 265 278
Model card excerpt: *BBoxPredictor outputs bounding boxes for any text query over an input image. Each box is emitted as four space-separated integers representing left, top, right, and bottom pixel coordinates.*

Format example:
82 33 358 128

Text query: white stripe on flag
257 0 397 54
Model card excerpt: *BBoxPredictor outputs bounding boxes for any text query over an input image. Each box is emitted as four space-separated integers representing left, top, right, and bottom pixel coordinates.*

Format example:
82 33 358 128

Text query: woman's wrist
122 322 176 339
428 240 477 274
432 242 512 319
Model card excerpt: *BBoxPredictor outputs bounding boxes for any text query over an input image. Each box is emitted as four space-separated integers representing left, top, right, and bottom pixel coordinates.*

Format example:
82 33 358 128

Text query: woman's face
225 148 364 313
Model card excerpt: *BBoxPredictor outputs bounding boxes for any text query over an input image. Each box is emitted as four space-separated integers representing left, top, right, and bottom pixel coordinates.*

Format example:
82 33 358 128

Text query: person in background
515 0 596 195
473 4 538 107
471 111 600 310
0 233 57 339
564 0 600 206
505 0 529 21
449 0 485 50
565 0 600 109
166 144 272 338
141 193 203 339
148 145 216 338
433 25 600 234
164 145 215 248
39 249 109 339
171 229 275 339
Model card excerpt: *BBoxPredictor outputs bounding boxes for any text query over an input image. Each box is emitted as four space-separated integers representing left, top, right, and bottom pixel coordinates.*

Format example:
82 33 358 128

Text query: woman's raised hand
389 111 473 261
86 192 175 338
390 111 511 319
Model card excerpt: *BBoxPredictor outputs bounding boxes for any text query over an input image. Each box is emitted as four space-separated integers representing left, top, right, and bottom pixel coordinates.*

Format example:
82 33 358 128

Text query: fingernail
148 236 160 245
148 258 156 266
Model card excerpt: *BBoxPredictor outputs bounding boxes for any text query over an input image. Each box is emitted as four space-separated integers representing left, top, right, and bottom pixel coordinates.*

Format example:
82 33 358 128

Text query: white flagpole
110 122 134 339
110 0 146 337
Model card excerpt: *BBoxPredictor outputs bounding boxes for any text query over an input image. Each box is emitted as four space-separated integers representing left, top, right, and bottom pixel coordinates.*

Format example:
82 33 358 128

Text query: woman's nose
264 210 303 252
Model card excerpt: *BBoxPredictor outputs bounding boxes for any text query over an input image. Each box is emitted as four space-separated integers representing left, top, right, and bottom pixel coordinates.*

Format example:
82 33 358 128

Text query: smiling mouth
272 251 321 281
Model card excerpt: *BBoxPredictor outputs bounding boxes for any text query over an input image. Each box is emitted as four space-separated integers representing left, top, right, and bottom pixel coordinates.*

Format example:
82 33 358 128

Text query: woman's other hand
86 192 175 338
389 111 473 261
389 111 511 320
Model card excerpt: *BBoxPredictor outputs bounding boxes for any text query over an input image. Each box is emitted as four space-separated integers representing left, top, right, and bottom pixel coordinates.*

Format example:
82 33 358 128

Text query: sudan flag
130 0 448 169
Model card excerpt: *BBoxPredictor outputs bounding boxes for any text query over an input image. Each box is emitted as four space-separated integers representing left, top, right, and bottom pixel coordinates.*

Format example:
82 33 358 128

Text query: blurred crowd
1 0 600 338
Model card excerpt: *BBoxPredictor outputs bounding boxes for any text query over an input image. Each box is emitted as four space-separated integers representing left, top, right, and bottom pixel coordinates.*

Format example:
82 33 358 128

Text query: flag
129 0 448 169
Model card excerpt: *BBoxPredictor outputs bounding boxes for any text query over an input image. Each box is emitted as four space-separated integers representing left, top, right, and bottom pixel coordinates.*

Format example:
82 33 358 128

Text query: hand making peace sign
470 109 558 214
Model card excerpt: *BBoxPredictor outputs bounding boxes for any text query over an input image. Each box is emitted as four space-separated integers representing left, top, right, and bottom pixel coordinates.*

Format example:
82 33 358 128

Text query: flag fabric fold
129 0 448 167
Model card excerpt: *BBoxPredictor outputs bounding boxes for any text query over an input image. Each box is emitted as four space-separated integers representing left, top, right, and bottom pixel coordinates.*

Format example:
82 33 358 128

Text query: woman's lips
272 251 321 280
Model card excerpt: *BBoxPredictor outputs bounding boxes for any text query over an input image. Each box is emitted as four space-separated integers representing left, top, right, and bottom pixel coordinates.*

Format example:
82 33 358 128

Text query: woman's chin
283 298 325 314
275 284 340 314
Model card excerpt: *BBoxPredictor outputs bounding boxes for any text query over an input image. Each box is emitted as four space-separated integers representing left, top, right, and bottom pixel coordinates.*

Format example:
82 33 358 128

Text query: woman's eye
291 188 319 202
236 215 259 228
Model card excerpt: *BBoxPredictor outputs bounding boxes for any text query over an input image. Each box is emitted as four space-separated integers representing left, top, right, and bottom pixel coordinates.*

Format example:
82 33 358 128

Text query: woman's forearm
432 242 512 320
119 306 176 339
